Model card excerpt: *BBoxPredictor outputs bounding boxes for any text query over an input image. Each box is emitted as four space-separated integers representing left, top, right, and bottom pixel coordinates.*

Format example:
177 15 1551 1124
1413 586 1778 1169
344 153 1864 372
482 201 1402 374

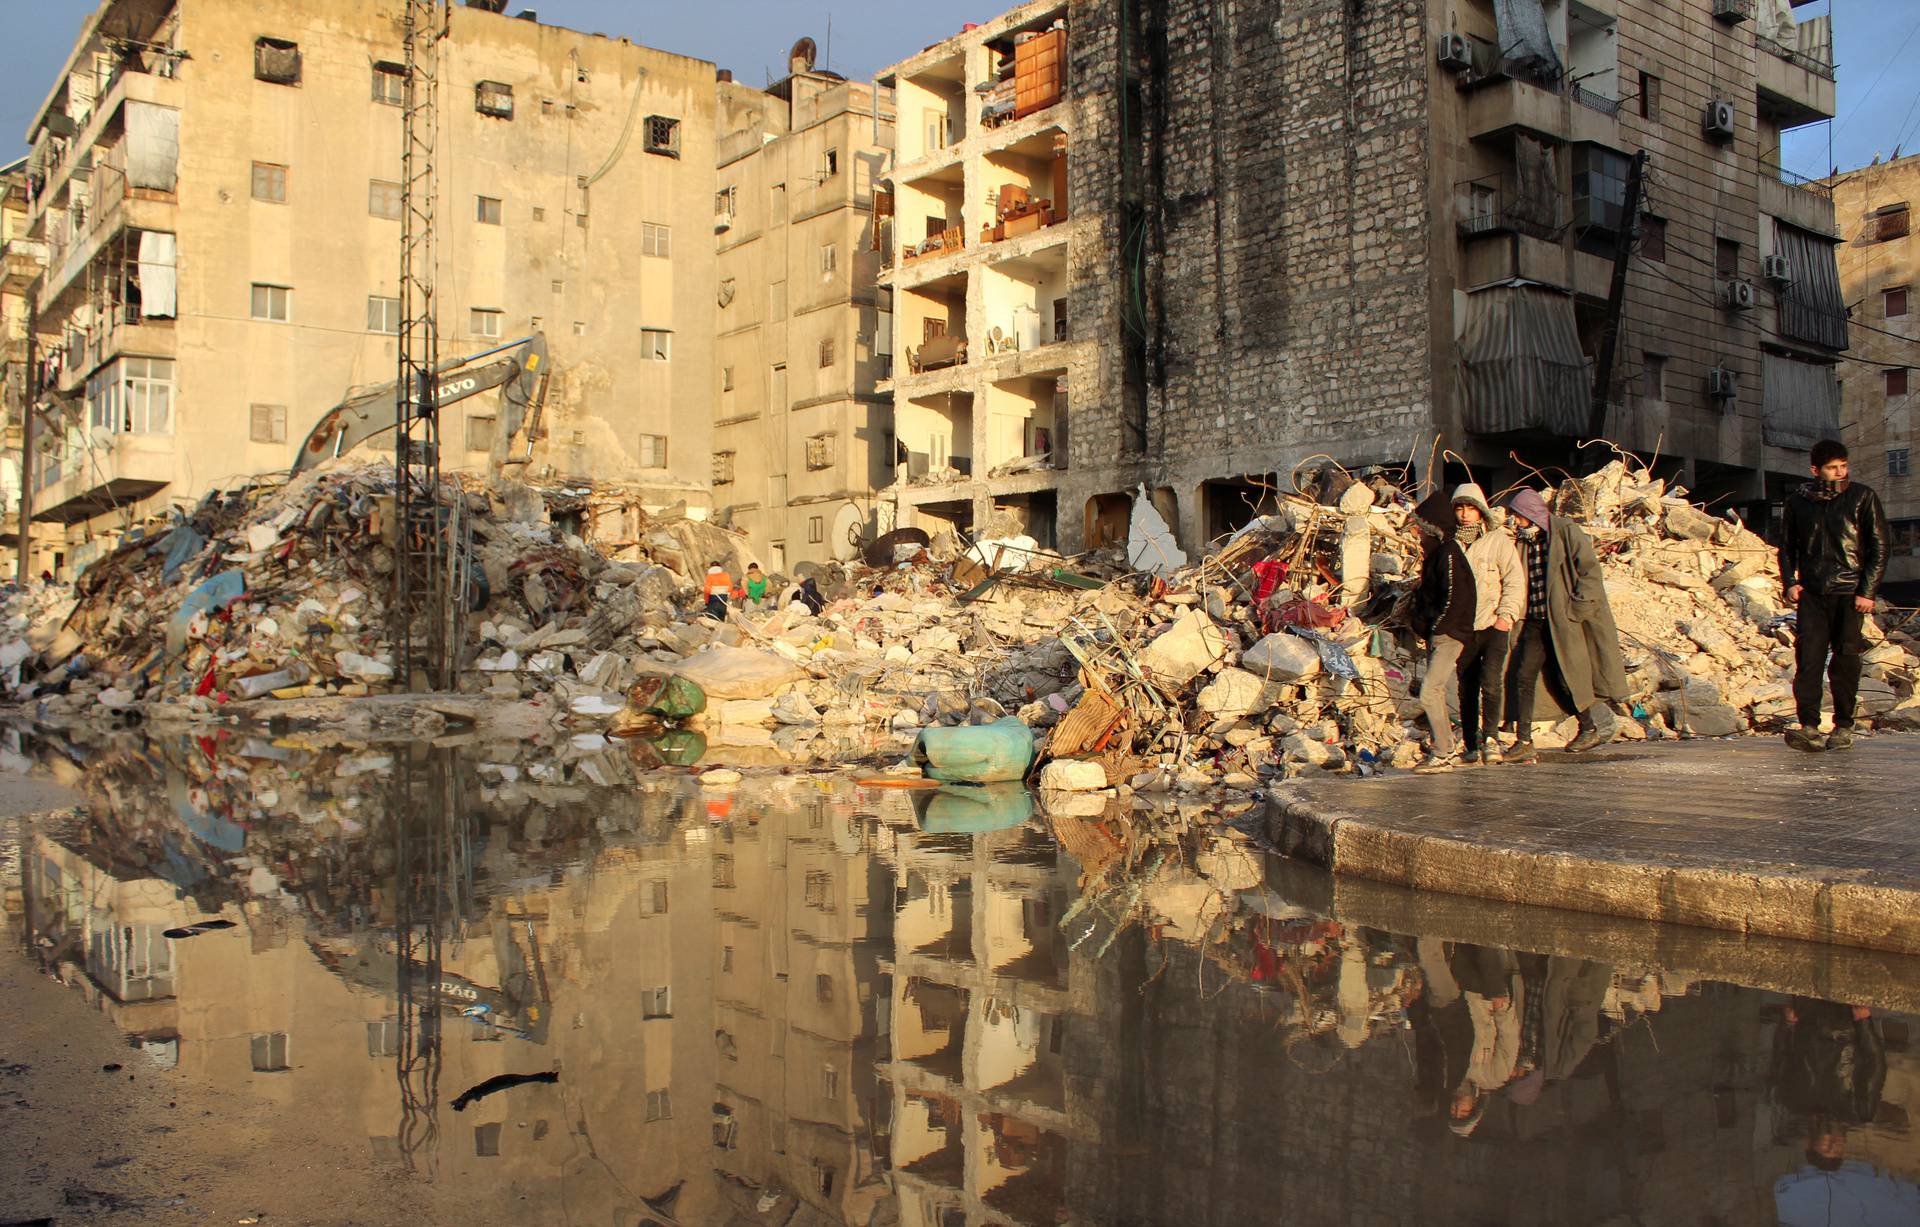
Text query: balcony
33 432 173 525
2 239 47 294
1756 15 1836 127
1466 77 1569 144
1760 171 1837 240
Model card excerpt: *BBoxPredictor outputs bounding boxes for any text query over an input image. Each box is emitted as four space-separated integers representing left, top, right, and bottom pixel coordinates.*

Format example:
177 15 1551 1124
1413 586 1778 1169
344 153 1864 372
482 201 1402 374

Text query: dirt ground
0 777 503 1227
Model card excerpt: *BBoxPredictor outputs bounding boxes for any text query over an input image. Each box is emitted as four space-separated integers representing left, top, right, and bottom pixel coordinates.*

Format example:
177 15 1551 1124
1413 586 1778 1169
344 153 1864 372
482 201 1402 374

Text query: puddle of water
5 731 1920 1226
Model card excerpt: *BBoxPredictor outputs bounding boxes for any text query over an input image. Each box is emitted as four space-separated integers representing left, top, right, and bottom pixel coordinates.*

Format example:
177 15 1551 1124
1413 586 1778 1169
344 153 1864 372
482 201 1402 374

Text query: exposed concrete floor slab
1269 734 1920 954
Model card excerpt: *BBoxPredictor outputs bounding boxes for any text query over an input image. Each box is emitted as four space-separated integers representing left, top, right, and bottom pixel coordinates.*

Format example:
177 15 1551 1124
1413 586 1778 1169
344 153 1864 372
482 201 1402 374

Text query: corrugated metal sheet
1763 353 1840 448
1775 222 1849 350
1459 286 1589 436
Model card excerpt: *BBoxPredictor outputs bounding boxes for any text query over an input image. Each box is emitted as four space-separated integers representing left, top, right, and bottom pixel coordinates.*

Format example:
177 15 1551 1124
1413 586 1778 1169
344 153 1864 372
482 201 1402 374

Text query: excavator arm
291 333 550 477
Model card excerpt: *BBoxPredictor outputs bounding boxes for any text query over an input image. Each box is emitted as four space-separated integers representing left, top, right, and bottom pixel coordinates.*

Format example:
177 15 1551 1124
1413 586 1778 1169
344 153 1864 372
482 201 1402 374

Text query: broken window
806 433 836 470
639 433 668 467
251 161 287 203
476 195 502 225
823 147 839 178
475 80 513 119
713 451 736 485
469 308 502 338
368 179 402 220
644 115 680 157
642 221 671 257
372 62 406 105
715 186 737 225
466 414 495 452
254 38 300 85
250 283 290 322
640 328 671 361
367 295 400 334
249 404 287 444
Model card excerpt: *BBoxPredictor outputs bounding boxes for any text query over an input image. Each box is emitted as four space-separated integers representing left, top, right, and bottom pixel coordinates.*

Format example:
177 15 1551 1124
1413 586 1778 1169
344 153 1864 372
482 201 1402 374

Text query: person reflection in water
1414 939 1523 1137
1772 996 1887 1172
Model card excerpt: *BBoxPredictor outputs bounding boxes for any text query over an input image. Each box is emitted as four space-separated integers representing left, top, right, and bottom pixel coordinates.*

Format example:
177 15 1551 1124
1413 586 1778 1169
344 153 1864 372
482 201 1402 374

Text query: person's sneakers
1827 727 1856 751
1479 744 1503 766
1785 726 1826 753
1507 740 1539 764
1564 726 1607 754
1416 752 1461 774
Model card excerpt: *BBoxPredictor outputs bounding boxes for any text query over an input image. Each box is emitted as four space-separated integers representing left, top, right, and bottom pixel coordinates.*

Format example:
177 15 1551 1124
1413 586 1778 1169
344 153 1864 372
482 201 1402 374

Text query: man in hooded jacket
1505 487 1630 758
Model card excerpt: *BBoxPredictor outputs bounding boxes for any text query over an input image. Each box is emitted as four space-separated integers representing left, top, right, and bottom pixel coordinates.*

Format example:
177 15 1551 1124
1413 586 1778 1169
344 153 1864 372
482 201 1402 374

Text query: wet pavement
1276 734 1920 954
4 731 1920 1226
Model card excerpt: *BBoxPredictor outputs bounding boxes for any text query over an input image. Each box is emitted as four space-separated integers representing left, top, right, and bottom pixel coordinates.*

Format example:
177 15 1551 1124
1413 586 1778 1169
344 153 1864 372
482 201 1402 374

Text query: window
366 295 400 334
476 195 503 225
641 986 672 1019
1890 368 1910 398
639 433 668 467
722 366 735 392
769 280 787 320
1642 352 1667 400
88 357 174 435
531 205 545 222
806 432 836 470
251 161 287 203
822 1065 839 1099
1639 215 1666 262
823 148 839 178
1715 238 1741 279
808 515 824 544
470 308 502 338
249 403 287 443
466 414 495 452
821 243 838 278
1637 71 1660 121
250 1032 290 1072
476 80 514 118
713 451 736 485
816 973 834 1004
1890 448 1911 478
713 1109 739 1149
573 320 586 336
366 1020 400 1057
1887 286 1910 318
254 37 300 85
644 115 681 157
812 1162 835 1198
819 337 836 368
804 869 834 908
642 221 671 257
1876 204 1911 242
924 107 948 151
715 186 737 224
372 62 406 105
722 945 734 971
641 328 671 361
646 1089 673 1122
552 279 564 294
641 879 669 915
771 182 786 221
368 179 402 219
251 283 290 322
474 1123 501 1157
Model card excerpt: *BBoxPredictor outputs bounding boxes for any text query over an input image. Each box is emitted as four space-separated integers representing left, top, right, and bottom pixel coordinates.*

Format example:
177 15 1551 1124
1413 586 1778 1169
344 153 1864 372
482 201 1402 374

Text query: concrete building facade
21 0 719 575
878 0 1846 556
1830 154 1919 586
710 60 896 572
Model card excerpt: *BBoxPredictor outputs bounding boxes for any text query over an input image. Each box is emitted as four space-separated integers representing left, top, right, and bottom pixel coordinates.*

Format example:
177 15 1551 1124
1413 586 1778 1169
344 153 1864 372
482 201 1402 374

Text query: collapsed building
876 0 1848 556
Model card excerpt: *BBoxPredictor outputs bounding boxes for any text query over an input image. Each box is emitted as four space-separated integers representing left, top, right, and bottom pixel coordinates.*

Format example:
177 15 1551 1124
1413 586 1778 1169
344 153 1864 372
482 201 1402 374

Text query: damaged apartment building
20 0 720 573
877 0 1846 555
710 43 895 571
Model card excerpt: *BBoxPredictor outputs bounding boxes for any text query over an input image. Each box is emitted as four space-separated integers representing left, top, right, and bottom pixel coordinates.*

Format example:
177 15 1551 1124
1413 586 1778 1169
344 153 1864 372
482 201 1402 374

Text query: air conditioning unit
1713 0 1755 21
1708 366 1739 402
1436 33 1473 74
1762 253 1793 283
1702 99 1736 141
1723 278 1756 309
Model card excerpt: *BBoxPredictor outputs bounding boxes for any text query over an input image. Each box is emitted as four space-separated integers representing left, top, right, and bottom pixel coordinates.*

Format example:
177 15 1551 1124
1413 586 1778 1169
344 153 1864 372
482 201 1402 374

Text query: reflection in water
8 731 1920 1226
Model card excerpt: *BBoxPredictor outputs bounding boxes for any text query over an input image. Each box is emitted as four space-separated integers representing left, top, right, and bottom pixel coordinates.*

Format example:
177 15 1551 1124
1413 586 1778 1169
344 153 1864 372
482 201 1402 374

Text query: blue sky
1 1 1913 176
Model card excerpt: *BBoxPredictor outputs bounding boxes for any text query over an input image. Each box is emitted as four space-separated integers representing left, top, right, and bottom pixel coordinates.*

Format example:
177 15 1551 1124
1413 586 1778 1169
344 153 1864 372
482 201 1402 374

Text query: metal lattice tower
395 0 452 690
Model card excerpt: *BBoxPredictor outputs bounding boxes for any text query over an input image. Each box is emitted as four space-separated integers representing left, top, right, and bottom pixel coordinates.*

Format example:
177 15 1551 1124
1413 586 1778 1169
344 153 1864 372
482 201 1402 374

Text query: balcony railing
1456 174 1566 243
1571 84 1621 116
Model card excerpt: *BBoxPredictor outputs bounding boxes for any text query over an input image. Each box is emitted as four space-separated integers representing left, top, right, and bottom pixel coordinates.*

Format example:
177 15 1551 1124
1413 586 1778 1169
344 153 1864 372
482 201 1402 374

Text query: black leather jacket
1779 481 1889 599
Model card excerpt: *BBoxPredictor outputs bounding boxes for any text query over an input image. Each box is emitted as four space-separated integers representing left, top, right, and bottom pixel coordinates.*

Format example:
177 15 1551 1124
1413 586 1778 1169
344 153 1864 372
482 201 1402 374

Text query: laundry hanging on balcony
1762 353 1840 449
125 101 179 191
137 231 176 319
1458 285 1588 437
1493 0 1563 81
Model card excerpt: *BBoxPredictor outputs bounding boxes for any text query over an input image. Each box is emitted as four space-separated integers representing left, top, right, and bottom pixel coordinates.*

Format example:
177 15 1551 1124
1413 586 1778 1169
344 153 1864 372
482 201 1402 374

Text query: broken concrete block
1038 759 1107 791
1137 609 1229 688
1195 667 1280 718
1242 632 1322 682
1664 502 1721 541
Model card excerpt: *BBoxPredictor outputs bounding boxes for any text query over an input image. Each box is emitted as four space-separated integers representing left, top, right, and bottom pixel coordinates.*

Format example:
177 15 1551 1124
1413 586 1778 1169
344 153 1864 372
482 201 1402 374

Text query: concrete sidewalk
1269 734 1920 955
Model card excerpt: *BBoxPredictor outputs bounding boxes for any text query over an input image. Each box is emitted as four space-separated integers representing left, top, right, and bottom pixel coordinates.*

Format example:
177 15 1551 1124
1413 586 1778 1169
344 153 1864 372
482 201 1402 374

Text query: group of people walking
1412 438 1887 768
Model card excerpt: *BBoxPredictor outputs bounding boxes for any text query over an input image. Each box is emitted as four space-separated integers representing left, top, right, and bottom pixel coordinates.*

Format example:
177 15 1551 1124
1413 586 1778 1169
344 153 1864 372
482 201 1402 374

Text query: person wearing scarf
1779 439 1889 752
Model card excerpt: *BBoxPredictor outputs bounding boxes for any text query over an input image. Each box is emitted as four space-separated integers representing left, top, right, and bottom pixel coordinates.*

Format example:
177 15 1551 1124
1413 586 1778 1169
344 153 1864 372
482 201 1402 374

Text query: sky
0 1 1913 174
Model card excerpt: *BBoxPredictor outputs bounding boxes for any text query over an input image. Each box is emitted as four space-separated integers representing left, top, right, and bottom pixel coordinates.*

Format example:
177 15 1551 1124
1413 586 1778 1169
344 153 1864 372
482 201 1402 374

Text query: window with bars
250 283 290 322
642 221 671 257
641 328 671 361
713 451 736 485
639 433 668 467
250 403 287 443
372 62 405 105
366 295 400 334
805 433 835 470
645 115 681 156
251 161 287 203
369 179 402 219
470 308 502 338
476 80 514 118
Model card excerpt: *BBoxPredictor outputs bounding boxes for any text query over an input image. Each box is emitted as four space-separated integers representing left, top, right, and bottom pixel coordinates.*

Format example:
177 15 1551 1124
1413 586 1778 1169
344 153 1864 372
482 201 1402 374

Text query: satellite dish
789 37 818 75
830 503 864 562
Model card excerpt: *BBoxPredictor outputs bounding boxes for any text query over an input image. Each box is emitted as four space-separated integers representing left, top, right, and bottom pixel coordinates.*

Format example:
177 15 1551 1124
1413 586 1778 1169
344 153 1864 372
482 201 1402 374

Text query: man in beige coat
1418 484 1524 769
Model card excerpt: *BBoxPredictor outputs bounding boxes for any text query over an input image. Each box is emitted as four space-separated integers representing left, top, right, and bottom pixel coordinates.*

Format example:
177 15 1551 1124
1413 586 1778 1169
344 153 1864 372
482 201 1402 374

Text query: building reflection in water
9 732 1920 1226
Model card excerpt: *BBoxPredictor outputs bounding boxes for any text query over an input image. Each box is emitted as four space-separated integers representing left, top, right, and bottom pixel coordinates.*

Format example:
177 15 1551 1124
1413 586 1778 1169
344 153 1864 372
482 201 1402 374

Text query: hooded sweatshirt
1451 484 1524 630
